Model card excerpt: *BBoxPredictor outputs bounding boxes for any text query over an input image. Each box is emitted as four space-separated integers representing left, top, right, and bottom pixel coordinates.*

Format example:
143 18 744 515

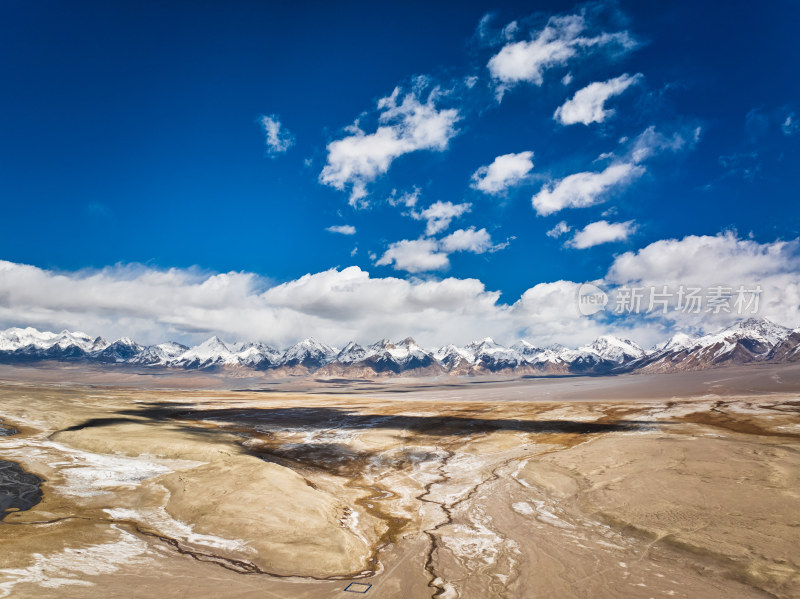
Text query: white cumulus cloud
567 220 636 249
387 187 421 208
259 115 294 155
326 225 356 235
487 14 635 99
546 221 571 238
605 232 800 330
1 231 798 348
470 151 534 194
554 73 641 125
440 227 494 253
374 239 450 273
376 227 505 273
319 86 460 207
411 201 472 236
532 124 697 218
532 162 644 216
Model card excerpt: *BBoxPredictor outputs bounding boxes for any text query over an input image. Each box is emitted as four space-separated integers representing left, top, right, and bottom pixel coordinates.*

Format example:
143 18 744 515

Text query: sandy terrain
0 364 799 598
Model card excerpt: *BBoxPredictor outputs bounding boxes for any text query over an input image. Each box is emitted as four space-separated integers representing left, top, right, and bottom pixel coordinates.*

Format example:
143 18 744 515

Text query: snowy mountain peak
336 341 367 364
434 344 462 357
723 317 790 343
511 340 540 357
198 335 229 349
590 335 644 354
1 317 799 374
512 339 537 349
433 344 478 369
656 332 697 352
466 337 499 351
129 341 189 365
282 337 337 367
369 338 393 350
166 335 242 367
292 337 334 352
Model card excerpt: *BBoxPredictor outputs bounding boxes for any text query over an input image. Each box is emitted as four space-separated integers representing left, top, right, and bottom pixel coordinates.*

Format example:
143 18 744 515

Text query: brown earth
0 364 798 598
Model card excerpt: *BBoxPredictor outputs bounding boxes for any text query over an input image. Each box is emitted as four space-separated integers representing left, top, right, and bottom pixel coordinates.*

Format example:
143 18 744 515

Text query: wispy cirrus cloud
554 73 642 125
629 124 701 163
319 83 460 207
782 112 798 136
470 151 534 194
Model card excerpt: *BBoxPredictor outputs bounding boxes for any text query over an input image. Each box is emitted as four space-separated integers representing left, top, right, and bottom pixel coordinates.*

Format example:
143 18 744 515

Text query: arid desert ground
1 364 799 598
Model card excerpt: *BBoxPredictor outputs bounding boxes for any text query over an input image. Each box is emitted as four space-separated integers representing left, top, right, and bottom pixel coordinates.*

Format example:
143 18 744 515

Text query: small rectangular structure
343 582 372 593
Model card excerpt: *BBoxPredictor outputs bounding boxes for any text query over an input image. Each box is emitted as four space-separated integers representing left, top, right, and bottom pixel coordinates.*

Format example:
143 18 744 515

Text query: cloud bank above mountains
1 232 797 348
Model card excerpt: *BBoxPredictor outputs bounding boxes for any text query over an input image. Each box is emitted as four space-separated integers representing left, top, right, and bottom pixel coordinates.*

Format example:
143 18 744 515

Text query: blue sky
0 0 798 347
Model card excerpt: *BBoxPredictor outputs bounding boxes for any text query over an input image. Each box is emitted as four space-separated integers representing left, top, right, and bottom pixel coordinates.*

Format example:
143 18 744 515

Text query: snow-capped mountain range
0 318 798 376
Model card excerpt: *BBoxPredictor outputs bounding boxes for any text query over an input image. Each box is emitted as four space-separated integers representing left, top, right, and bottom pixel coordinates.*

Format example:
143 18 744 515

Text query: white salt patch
104 508 253 553
537 407 600 422
54 452 173 497
512 501 534 516
0 526 149 597
442 523 502 566
340 508 370 550
724 402 780 415
510 459 533 488
433 579 459 599
0 434 202 497
440 509 508 568
597 540 627 550
530 499 574 529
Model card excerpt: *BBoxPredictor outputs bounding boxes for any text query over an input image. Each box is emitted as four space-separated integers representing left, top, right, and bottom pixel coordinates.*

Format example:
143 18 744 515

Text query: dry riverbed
0 370 799 598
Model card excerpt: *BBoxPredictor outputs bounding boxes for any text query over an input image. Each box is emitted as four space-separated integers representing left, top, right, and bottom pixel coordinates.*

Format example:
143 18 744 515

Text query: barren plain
1 363 799 598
